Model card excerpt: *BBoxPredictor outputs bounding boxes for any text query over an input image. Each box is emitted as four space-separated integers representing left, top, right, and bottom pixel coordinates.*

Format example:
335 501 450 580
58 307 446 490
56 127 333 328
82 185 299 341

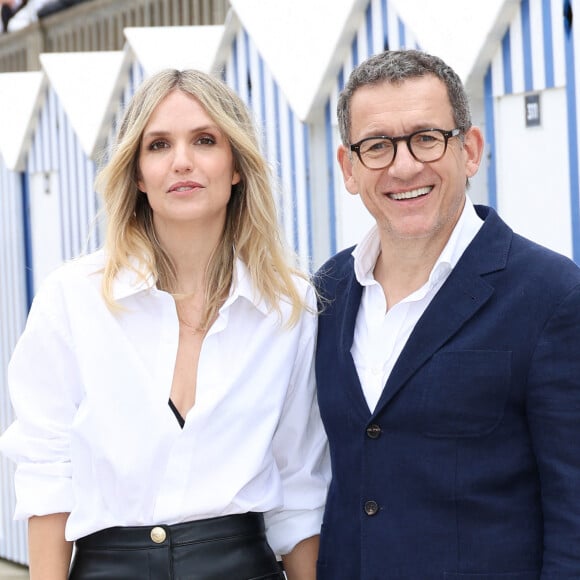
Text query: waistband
75 512 265 550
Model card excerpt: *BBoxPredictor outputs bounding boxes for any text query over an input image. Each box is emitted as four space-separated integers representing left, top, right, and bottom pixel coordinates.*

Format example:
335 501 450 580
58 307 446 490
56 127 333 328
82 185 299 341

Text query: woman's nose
172 145 193 173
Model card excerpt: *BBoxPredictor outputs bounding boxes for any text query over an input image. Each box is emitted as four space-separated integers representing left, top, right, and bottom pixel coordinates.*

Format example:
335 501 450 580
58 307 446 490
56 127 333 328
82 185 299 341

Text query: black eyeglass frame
349 128 462 169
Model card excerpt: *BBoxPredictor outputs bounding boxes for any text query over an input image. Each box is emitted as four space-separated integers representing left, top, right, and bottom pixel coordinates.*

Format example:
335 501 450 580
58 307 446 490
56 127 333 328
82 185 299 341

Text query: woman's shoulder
35 250 106 297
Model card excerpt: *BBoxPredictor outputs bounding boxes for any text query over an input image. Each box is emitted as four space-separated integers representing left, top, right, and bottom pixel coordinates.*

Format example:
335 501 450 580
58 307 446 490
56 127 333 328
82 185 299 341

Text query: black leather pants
68 512 285 579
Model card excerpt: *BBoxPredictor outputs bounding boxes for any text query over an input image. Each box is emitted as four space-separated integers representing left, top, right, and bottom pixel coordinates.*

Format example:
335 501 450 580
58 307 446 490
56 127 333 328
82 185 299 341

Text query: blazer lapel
333 269 377 417
372 205 512 415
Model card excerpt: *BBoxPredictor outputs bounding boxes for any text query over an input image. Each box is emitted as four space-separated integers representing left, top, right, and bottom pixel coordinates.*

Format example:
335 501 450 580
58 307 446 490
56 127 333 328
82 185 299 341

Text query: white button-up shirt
0 252 330 555
351 197 484 411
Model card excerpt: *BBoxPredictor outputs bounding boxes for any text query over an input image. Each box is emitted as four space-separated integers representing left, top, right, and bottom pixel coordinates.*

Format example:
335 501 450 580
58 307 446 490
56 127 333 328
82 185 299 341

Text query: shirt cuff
13 462 73 520
264 507 324 556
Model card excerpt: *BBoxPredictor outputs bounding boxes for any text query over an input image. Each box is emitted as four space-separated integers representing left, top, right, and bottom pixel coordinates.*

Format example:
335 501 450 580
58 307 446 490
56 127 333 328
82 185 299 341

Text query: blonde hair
96 69 308 327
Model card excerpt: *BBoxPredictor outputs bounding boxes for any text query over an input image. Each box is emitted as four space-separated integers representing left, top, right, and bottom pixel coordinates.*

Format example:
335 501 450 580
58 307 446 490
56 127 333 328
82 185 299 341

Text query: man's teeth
389 186 431 200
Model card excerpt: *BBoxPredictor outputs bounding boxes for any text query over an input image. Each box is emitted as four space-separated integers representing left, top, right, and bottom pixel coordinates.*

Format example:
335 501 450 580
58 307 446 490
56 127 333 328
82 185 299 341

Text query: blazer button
150 526 167 543
366 424 381 439
364 500 379 516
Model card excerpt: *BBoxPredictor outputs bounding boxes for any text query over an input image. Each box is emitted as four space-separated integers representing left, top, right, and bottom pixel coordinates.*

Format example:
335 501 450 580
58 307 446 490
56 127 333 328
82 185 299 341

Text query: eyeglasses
349 128 462 170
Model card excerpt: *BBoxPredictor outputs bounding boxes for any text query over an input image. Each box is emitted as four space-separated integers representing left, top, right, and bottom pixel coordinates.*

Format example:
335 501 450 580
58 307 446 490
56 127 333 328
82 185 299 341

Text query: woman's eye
149 140 168 151
196 136 216 146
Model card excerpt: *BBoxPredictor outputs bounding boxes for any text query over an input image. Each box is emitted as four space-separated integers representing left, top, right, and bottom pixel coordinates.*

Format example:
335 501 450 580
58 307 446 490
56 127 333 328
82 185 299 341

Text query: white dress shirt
0 252 330 556
351 198 484 412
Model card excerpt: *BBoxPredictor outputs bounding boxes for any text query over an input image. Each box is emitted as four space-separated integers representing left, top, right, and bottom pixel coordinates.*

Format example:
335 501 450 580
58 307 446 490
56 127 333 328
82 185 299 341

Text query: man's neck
373 232 449 309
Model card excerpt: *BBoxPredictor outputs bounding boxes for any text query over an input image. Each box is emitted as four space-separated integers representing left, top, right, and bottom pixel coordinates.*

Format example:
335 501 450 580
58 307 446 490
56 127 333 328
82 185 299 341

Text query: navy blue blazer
315 205 580 580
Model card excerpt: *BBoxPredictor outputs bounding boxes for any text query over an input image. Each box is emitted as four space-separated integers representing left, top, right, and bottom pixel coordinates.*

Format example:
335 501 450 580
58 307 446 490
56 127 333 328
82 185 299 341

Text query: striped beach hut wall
214 9 319 269
484 0 574 258
29 52 127 278
0 70 45 565
0 156 29 565
216 0 419 268
324 0 420 255
563 0 580 261
0 52 125 565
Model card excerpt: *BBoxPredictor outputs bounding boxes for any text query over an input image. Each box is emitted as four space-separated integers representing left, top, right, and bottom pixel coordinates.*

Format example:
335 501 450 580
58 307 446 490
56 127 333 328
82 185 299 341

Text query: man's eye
367 140 390 152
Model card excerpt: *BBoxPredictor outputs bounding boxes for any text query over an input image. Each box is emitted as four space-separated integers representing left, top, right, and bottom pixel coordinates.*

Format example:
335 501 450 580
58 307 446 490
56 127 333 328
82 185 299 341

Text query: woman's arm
28 513 73 580
281 535 319 580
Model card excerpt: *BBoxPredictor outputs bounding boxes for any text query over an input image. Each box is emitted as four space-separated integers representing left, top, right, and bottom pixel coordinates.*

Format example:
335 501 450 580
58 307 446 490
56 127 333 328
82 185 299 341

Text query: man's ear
337 144 360 195
463 126 484 178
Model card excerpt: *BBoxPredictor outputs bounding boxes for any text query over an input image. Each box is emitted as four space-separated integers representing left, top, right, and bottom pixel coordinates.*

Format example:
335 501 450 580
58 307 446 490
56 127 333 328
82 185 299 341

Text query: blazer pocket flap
422 350 511 437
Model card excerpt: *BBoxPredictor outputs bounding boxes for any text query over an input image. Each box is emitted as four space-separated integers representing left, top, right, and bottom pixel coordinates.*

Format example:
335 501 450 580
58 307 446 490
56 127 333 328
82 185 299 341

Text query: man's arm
526 283 580 577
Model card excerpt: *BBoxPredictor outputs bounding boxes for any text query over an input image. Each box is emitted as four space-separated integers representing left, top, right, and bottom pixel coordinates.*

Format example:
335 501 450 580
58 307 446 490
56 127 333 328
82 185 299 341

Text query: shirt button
366 424 382 439
364 500 379 516
150 526 167 543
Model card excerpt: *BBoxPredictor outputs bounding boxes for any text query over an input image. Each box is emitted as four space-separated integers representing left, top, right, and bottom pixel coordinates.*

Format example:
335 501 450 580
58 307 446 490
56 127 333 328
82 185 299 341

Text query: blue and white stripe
0 160 29 564
223 28 314 269
325 0 420 255
490 0 565 97
486 0 580 260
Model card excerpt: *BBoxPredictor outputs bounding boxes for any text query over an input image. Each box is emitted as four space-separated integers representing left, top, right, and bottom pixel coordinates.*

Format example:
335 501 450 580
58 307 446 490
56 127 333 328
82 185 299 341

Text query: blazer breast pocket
420 350 512 438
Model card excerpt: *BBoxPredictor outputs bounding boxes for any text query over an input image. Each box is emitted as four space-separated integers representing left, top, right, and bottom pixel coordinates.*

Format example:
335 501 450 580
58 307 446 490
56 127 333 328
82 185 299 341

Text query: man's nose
387 142 423 177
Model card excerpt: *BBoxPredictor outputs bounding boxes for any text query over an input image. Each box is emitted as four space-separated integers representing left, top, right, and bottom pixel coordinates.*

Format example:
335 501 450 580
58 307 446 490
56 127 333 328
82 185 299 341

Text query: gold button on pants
150 526 166 543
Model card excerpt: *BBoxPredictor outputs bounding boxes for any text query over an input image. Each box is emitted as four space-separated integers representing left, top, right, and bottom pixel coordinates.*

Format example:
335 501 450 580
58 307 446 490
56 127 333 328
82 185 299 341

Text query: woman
0 69 329 579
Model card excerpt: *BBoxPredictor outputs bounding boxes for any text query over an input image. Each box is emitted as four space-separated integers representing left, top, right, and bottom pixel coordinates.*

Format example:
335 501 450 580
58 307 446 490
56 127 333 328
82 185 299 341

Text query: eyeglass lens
358 130 449 168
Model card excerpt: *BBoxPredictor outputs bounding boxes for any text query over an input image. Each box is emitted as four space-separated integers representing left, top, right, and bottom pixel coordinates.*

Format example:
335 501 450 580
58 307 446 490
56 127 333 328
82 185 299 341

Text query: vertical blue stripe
366 2 373 57
20 172 34 308
382 0 388 50
338 68 345 92
259 56 266 133
502 31 513 95
244 29 252 108
272 81 285 231
303 123 314 264
232 38 239 94
398 17 406 48
542 0 555 88
274 84 282 183
351 35 359 66
325 101 337 255
563 0 580 261
484 67 498 210
288 108 299 250
521 0 534 91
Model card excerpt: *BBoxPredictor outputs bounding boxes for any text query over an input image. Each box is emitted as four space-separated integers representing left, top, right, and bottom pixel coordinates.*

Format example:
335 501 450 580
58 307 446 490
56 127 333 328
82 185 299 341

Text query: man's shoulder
476 204 580 282
313 246 356 292
510 232 580 288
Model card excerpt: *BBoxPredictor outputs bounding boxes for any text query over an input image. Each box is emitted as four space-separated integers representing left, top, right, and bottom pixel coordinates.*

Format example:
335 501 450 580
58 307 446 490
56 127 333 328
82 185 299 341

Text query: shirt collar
352 196 483 288
111 253 270 316
223 258 270 315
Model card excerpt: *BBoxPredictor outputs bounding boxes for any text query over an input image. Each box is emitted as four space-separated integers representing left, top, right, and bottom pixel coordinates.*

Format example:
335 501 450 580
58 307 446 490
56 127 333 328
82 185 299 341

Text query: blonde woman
0 69 329 580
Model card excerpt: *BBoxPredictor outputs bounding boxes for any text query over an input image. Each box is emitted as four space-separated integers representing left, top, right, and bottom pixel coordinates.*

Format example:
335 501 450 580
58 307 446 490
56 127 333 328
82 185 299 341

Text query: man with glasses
314 49 580 579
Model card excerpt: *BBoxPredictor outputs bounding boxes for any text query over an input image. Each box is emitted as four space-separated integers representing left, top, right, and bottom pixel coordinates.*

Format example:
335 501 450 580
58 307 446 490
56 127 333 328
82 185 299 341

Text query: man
315 49 580 579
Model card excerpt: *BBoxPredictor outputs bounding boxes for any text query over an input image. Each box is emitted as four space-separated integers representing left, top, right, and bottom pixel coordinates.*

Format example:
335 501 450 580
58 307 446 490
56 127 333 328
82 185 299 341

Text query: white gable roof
226 0 519 120
390 0 520 89
0 71 46 171
40 51 127 159
227 0 368 122
124 25 225 76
